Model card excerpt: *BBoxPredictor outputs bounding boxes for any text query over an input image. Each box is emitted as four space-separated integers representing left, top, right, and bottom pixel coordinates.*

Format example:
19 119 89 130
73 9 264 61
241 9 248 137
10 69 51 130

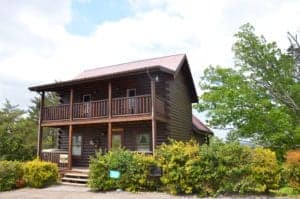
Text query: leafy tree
195 24 300 158
0 100 35 160
27 92 60 149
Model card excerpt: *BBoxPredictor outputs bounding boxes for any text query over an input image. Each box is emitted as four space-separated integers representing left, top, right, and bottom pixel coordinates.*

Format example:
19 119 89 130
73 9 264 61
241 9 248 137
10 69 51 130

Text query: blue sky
66 0 133 35
0 0 300 139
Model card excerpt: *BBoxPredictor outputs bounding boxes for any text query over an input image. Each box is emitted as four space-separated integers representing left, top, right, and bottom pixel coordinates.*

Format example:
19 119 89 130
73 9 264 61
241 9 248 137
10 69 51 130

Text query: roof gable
74 54 185 80
29 54 198 102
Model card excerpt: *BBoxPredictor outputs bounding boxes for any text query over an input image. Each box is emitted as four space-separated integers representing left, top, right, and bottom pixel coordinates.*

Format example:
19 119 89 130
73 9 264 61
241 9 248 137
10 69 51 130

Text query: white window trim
126 88 136 97
83 94 91 102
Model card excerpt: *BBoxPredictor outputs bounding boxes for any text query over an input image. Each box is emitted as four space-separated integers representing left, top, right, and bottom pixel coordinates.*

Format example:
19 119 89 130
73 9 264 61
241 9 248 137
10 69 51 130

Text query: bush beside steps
0 159 59 191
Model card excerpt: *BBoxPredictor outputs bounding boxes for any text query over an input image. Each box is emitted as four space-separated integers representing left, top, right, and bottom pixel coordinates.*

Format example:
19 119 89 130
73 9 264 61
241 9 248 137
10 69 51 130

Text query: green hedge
23 159 59 188
0 161 23 191
89 149 158 192
89 140 285 196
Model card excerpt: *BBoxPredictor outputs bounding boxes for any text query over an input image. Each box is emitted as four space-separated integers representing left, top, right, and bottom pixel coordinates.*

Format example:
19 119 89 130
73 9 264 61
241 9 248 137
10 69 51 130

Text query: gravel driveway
0 185 289 199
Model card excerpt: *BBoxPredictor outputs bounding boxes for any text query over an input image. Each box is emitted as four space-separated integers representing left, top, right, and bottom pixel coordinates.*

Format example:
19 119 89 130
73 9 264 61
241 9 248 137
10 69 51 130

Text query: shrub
155 139 281 196
88 149 157 191
286 149 300 165
245 147 281 193
155 139 200 194
194 140 253 196
23 159 58 188
0 161 23 191
282 163 300 191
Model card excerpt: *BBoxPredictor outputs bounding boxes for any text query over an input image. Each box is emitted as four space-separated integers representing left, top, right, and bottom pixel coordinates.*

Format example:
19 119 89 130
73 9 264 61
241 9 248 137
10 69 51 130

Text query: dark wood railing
73 99 108 119
43 104 69 121
42 95 161 122
112 95 151 116
41 149 68 169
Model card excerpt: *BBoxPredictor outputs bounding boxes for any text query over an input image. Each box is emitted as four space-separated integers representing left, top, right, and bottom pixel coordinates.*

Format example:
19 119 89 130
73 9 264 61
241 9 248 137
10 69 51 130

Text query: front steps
61 170 89 186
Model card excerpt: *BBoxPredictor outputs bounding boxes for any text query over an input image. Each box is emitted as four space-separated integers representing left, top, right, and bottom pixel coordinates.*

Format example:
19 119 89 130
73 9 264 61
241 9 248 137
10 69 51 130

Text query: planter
15 179 26 188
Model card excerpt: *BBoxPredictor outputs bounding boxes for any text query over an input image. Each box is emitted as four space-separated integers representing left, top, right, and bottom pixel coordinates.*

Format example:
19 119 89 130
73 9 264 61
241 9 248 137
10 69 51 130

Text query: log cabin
29 54 212 170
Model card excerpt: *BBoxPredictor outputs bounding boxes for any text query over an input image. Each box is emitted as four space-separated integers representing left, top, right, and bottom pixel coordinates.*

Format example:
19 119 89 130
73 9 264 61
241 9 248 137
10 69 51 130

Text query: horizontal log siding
166 70 193 141
58 125 108 167
112 74 151 98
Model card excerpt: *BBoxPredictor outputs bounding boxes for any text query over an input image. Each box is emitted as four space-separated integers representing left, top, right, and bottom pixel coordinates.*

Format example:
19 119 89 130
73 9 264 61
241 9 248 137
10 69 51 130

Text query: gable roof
28 54 198 102
75 54 186 80
192 115 213 135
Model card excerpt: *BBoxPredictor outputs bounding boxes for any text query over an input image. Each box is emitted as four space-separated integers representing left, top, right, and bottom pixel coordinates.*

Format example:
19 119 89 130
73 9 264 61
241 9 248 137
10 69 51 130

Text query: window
112 133 122 150
126 89 136 97
72 135 82 156
83 94 91 102
136 133 150 152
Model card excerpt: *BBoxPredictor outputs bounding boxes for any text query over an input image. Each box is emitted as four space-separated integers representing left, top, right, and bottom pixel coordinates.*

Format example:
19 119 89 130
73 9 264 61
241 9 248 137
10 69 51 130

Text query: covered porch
40 121 167 170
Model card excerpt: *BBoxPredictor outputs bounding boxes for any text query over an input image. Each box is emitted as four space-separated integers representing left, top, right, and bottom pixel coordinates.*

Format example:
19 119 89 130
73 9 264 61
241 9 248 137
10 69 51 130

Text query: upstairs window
83 94 91 102
126 89 136 97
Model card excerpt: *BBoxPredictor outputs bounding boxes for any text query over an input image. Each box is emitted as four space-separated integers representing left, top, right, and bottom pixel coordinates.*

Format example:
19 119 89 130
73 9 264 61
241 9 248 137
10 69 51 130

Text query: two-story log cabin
29 54 212 170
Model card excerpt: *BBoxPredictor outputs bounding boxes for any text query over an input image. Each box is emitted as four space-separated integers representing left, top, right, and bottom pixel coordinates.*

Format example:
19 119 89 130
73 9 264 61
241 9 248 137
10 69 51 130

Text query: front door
111 129 123 150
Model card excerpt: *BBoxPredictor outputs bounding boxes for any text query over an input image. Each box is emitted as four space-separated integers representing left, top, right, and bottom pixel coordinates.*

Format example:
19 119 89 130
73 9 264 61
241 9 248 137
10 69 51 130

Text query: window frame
136 133 151 152
126 88 136 97
72 135 82 156
83 94 91 102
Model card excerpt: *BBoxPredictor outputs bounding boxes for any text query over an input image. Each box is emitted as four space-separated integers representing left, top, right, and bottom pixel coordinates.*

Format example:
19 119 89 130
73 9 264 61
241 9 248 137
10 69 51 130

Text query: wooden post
69 88 74 121
68 125 73 170
107 82 112 151
108 81 112 119
108 122 112 150
151 78 156 153
37 91 45 158
68 88 74 169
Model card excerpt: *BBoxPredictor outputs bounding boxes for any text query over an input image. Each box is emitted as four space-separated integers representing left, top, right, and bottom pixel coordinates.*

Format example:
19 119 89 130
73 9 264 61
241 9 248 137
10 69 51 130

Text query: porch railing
112 95 151 116
42 94 164 122
41 149 68 169
73 99 108 119
43 104 69 121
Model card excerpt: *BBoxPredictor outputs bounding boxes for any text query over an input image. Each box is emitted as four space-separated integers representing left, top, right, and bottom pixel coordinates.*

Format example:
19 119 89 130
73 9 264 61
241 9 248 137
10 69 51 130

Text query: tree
27 92 60 149
195 24 300 158
0 100 35 160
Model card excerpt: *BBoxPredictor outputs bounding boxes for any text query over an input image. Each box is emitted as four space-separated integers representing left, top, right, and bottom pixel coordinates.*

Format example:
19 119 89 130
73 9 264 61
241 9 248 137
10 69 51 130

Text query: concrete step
64 172 88 178
62 177 88 183
61 181 87 187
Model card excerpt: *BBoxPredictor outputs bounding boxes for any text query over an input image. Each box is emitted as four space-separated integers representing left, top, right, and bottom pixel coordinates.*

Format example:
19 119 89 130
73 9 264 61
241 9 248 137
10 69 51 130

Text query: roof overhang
29 66 173 92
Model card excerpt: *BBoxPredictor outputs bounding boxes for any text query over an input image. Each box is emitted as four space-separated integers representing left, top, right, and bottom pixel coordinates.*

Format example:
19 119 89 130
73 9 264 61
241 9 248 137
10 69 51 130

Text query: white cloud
0 0 300 115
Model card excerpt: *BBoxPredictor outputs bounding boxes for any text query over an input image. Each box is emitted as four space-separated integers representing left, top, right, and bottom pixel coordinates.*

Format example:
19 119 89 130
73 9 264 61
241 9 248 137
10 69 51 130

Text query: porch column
151 78 157 153
68 125 73 170
68 88 74 169
108 81 112 150
37 91 45 158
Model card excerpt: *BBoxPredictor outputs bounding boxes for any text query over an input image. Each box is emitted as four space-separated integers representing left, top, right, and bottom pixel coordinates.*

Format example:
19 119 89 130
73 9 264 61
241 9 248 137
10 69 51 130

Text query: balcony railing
73 99 108 119
112 95 151 116
43 104 70 121
42 95 162 122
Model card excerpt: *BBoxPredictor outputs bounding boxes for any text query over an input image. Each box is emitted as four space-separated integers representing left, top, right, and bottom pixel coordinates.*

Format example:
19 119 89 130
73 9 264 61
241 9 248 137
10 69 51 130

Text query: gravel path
0 185 289 199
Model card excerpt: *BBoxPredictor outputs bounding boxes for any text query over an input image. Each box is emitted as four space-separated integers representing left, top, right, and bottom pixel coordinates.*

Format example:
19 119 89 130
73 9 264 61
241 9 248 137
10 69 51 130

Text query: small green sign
109 170 120 179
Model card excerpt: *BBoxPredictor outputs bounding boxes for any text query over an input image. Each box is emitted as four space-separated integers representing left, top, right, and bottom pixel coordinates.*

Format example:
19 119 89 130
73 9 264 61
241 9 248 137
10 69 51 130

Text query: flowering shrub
23 159 58 188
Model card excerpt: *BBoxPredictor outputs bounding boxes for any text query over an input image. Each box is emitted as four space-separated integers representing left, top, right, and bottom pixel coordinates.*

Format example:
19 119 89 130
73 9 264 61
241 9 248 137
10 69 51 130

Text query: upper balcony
41 94 167 126
36 72 169 126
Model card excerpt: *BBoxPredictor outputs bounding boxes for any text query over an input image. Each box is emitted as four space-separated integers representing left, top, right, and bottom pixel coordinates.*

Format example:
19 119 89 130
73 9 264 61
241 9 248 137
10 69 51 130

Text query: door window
72 135 82 156
112 133 122 150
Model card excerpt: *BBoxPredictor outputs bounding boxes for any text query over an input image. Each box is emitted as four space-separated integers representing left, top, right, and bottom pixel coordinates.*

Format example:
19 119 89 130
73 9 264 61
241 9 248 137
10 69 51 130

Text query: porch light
155 75 159 82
